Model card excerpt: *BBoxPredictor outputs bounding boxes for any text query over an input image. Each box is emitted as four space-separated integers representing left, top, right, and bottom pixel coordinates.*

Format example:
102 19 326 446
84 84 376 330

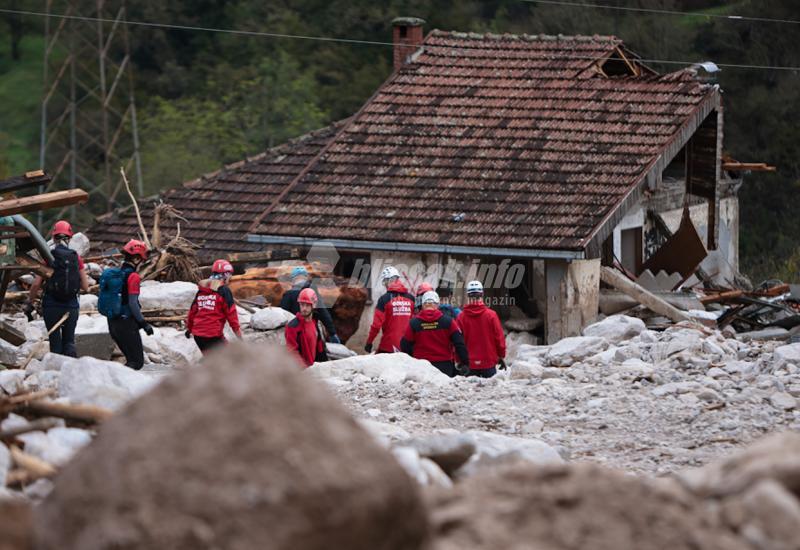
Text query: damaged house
90 19 752 344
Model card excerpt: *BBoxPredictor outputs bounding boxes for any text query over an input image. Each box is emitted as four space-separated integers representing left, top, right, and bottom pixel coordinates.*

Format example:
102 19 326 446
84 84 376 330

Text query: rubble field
314 315 800 475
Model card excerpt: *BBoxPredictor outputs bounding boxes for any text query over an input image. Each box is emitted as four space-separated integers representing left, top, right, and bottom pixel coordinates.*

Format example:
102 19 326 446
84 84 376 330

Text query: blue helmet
290 266 309 279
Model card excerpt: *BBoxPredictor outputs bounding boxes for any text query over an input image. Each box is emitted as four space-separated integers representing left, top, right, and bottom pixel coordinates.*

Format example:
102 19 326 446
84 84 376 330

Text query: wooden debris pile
1 389 111 489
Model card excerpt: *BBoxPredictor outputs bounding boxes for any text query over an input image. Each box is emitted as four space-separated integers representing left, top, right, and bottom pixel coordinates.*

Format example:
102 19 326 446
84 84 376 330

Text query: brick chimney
392 17 425 71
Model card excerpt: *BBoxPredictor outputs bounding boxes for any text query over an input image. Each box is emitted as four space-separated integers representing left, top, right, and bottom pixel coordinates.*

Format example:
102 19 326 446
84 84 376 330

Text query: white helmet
466 280 484 294
421 290 440 304
380 266 400 282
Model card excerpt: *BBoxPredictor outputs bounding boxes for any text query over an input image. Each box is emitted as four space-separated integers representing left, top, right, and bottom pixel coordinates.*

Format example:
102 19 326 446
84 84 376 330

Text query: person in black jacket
27 220 89 357
279 266 340 344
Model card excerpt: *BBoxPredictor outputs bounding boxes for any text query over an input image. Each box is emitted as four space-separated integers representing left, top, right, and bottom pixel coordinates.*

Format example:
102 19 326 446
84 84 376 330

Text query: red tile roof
88 123 343 261
91 31 721 260
249 31 720 256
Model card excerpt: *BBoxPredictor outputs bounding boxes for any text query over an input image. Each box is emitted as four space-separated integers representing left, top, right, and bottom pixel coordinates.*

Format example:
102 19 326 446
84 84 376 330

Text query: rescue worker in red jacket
185 259 242 354
457 280 507 378
401 290 469 377
285 288 327 367
365 266 414 354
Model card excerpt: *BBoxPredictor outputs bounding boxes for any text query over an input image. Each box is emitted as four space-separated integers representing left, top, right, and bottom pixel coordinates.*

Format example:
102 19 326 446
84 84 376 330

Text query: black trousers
430 360 456 378
43 305 79 357
469 367 497 378
108 317 144 370
194 335 226 355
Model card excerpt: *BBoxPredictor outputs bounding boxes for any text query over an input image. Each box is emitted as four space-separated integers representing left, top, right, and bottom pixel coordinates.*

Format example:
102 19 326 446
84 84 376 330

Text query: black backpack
46 245 81 302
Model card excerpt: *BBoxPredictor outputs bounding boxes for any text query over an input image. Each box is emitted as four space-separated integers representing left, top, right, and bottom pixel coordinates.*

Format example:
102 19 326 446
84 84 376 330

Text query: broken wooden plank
0 189 88 217
600 267 691 324
700 290 744 305
0 319 26 346
13 254 53 278
0 171 52 194
9 445 57 479
24 399 112 423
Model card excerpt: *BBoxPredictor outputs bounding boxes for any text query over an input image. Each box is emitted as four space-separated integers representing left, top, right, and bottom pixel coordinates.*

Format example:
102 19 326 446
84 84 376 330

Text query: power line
521 0 800 25
1 6 799 72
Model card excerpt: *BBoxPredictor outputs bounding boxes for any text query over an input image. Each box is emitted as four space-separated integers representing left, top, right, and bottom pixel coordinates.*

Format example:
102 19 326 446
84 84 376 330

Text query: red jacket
401 308 469 364
367 281 415 352
186 280 242 338
457 301 506 370
285 313 325 367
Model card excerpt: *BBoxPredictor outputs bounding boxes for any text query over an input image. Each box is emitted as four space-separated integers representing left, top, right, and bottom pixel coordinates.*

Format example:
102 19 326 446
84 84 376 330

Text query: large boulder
74 315 114 360
58 355 158 410
582 315 646 345
310 353 451 387
138 281 198 311
250 307 295 331
142 327 202 368
34 344 429 550
545 336 609 368
427 463 748 550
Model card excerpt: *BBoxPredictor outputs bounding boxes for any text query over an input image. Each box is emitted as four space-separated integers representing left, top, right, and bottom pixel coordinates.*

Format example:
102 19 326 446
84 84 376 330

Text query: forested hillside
0 0 797 280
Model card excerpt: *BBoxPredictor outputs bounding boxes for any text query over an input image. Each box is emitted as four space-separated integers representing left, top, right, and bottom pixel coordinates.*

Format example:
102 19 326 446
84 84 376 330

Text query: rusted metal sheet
640 207 707 286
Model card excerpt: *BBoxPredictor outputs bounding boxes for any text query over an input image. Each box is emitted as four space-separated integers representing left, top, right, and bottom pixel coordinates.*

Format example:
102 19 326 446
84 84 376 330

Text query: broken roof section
90 123 343 259
248 30 721 257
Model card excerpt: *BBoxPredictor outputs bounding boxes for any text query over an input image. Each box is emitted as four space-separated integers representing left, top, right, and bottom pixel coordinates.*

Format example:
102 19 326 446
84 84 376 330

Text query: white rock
0 443 9 487
138 281 198 311
391 446 428 485
23 479 54 501
545 336 609 368
582 315 645 344
79 294 99 312
18 427 92 466
58 355 158 410
0 369 25 394
617 358 655 380
773 343 800 370
510 359 544 379
459 431 563 476
357 419 411 447
419 457 453 488
48 232 90 257
505 332 540 363
504 317 542 332
250 307 296 331
144 327 202 368
514 344 550 364
326 343 357 360
0 413 29 432
769 392 797 410
23 370 61 392
75 314 109 336
652 381 703 397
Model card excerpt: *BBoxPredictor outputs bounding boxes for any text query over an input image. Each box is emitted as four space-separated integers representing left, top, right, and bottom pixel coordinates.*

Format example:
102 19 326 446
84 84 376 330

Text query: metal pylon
39 0 143 228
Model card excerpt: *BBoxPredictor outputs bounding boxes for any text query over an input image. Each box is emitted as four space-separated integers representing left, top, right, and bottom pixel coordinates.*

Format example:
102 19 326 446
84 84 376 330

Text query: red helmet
212 259 234 274
298 288 318 307
122 239 149 260
416 282 434 296
52 220 74 238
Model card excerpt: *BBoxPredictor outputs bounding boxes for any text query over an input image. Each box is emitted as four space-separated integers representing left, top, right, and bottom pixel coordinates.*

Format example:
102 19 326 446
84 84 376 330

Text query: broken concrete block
35 344 428 550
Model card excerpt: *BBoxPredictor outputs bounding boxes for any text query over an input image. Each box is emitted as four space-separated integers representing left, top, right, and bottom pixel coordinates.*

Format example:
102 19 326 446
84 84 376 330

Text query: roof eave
245 234 585 260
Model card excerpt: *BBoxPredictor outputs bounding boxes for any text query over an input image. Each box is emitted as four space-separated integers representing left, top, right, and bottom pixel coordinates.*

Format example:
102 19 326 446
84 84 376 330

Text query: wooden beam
0 189 88 217
722 162 777 172
14 254 54 278
0 319 26 346
600 266 691 324
0 171 52 194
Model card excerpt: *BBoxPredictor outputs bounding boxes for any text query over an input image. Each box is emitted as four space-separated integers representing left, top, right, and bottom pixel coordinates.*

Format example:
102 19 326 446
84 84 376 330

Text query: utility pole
39 0 143 229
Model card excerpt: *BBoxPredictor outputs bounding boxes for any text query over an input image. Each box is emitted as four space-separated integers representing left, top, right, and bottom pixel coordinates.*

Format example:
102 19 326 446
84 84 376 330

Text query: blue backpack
97 266 134 319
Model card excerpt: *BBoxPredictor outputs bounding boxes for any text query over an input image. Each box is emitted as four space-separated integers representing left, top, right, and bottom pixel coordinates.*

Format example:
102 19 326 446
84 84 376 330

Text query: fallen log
700 290 744 305
145 315 185 323
23 400 112 424
600 267 691 324
9 445 56 479
6 388 57 406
